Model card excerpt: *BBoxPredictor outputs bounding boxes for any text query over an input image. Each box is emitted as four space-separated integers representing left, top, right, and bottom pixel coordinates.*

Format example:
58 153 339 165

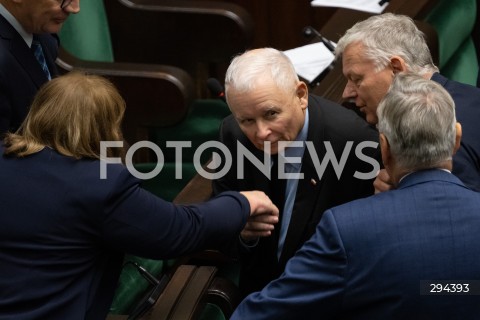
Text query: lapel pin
310 178 317 186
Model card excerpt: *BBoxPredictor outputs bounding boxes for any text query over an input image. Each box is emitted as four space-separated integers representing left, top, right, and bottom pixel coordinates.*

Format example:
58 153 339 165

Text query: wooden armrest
140 265 219 320
104 0 253 67
172 173 212 205
121 0 253 33
56 47 196 162
206 277 241 319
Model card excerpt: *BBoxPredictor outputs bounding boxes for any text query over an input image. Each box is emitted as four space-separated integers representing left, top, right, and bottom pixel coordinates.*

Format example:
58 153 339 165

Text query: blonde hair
4 71 125 159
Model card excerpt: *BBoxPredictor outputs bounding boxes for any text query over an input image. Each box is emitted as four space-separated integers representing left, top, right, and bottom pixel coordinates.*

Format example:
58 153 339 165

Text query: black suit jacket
432 73 480 192
0 144 251 320
213 95 381 295
0 14 59 135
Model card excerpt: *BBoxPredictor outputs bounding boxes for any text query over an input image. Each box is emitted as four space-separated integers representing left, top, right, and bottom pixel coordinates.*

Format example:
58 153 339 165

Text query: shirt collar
399 168 451 184
283 108 309 165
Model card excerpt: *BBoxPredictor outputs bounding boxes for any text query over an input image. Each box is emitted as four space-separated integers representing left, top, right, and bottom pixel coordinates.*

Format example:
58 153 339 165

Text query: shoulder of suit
308 94 359 119
308 94 378 138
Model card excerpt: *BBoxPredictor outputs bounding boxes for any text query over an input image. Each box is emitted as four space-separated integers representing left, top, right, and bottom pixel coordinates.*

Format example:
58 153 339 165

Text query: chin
366 115 378 126
46 22 65 34
255 142 278 155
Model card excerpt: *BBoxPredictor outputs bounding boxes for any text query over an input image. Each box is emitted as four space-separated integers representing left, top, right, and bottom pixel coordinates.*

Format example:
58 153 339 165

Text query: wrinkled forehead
342 43 376 72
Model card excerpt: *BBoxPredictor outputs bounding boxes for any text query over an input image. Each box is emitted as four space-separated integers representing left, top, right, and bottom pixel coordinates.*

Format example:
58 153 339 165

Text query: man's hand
374 169 395 194
239 191 279 243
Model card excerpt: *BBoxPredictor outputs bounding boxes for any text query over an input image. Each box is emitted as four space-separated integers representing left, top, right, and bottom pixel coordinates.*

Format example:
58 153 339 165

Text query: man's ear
453 122 462 155
390 56 408 74
380 133 391 168
296 81 309 110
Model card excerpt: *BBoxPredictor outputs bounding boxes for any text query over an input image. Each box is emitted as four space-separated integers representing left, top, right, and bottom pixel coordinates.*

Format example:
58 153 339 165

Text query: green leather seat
149 99 231 165
424 0 478 85
109 256 172 315
59 0 114 62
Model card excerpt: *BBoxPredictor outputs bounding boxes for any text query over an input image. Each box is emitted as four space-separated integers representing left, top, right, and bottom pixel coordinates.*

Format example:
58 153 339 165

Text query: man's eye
265 110 278 118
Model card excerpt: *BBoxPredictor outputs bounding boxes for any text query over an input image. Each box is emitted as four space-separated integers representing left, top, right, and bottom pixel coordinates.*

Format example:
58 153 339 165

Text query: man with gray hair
335 12 480 192
212 47 381 296
231 72 480 320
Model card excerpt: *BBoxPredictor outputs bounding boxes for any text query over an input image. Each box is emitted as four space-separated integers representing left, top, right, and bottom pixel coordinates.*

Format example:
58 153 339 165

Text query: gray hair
224 48 299 101
377 73 456 171
335 13 438 75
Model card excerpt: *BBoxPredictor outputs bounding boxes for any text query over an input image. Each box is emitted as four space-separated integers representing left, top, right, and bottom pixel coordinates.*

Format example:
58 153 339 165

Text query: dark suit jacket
232 169 480 320
432 73 480 192
0 145 250 320
0 14 59 135
212 95 381 295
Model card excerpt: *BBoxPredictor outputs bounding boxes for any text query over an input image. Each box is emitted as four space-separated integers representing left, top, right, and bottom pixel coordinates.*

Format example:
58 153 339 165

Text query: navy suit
213 95 381 296
0 145 250 320
432 73 480 192
232 169 480 320
0 14 59 135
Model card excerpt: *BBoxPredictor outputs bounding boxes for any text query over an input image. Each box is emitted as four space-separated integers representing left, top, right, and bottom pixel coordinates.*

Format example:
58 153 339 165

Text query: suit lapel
0 16 50 87
17 35 50 86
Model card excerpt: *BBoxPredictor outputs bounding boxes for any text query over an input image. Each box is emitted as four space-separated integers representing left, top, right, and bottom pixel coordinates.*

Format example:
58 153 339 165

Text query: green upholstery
199 304 226 320
424 0 478 85
149 99 231 165
441 37 479 87
109 256 166 315
59 0 114 62
135 162 198 202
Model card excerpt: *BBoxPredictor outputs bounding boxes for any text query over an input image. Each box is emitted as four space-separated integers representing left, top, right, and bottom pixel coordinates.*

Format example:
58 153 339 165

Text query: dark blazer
232 169 480 320
212 95 381 295
0 14 59 135
0 145 250 320
432 73 480 192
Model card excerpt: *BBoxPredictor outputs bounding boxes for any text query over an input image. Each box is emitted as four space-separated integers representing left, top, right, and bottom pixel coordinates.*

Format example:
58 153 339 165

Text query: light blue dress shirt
276 109 309 259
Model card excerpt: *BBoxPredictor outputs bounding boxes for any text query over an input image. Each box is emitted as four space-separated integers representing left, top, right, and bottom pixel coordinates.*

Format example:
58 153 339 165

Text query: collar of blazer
398 168 463 190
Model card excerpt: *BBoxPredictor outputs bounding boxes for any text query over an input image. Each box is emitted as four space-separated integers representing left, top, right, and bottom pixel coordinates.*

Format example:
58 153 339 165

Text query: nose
255 121 271 141
64 0 80 14
342 80 357 100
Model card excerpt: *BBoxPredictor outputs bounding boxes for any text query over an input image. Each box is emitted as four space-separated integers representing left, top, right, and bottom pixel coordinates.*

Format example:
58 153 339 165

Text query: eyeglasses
60 0 73 9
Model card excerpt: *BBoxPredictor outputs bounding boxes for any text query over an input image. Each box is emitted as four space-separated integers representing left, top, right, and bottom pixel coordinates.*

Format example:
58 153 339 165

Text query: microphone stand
302 26 336 88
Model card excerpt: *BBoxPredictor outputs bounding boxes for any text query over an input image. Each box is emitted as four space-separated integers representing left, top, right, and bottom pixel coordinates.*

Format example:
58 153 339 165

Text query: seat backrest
59 0 114 62
103 0 253 96
424 0 478 85
103 0 252 66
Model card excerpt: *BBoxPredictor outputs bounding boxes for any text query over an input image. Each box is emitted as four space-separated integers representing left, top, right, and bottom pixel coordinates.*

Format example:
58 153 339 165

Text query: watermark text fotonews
100 140 380 180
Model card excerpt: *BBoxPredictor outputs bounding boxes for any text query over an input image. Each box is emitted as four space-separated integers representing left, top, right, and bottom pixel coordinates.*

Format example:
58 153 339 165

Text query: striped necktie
31 39 51 80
